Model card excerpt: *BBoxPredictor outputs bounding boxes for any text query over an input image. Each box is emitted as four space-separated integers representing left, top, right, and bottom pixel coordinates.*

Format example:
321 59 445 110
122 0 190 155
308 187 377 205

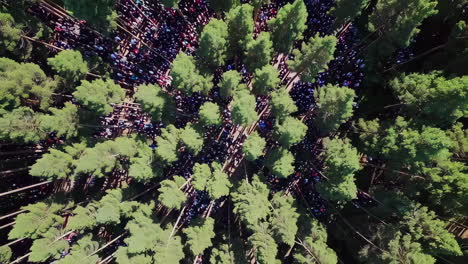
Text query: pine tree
269 193 299 246
30 143 81 180
28 228 70 263
243 131 267 161
63 0 117 34
199 102 222 126
73 79 125 116
248 223 279 264
0 107 45 143
40 102 80 139
158 176 187 210
314 84 355 136
328 0 369 30
231 89 258 126
153 225 185 264
219 70 244 99
244 32 273 72
179 123 204 155
390 72 467 126
134 84 175 124
129 141 161 182
232 175 270 229
171 52 213 96
47 50 89 84
270 88 298 120
268 0 308 53
288 34 337 83
226 4 254 56
192 162 232 200
198 18 229 69
155 125 180 164
274 116 307 147
56 235 101 264
0 246 12 263
294 219 338 264
316 137 359 203
265 147 295 178
0 57 56 111
184 217 216 256
0 12 22 56
252 64 280 95
9 202 65 240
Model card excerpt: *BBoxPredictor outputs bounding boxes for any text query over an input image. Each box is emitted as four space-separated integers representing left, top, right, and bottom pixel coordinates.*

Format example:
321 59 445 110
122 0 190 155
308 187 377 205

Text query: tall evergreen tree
267 0 308 53
231 89 258 126
252 64 280 95
265 147 295 178
184 217 216 257
171 52 213 96
219 70 243 99
63 0 117 34
197 19 229 69
73 79 125 116
243 131 267 161
226 4 254 56
134 84 175 124
274 116 307 147
244 32 273 72
328 0 369 30
198 101 222 126
47 50 89 84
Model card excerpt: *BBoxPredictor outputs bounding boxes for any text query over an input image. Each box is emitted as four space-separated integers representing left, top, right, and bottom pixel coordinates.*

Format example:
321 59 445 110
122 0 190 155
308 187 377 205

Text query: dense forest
0 0 467 263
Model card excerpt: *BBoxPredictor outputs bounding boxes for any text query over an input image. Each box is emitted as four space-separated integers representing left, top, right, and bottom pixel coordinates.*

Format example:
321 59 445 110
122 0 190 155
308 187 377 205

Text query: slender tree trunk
0 181 52 198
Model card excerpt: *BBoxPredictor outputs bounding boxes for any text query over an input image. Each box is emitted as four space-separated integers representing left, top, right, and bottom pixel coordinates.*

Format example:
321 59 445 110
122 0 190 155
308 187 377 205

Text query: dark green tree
269 193 299 246
265 147 295 178
219 70 243 99
267 0 308 53
155 125 180 164
198 102 222 126
270 87 298 120
197 18 229 69
63 0 117 34
274 116 307 147
134 84 175 123
0 246 12 263
207 0 240 14
231 89 258 126
226 4 254 56
243 131 266 161
0 107 45 143
316 137 359 203
171 52 213 96
40 102 79 139
179 123 204 155
314 84 355 135
184 217 216 257
73 79 125 116
328 0 369 30
288 34 337 83
244 32 273 72
252 64 280 95
47 50 89 84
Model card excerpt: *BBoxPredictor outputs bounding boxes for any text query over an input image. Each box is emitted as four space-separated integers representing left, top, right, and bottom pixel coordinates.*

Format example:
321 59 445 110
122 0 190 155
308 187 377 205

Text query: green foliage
0 246 12 263
210 243 236 264
0 12 22 56
155 125 180 164
329 0 369 30
9 202 65 240
251 0 271 12
271 88 298 120
179 123 204 154
199 102 222 126
198 19 229 69
73 79 125 116
265 148 295 178
47 50 88 83
314 84 355 135
171 52 213 96
40 102 79 138
29 228 70 263
63 0 117 34
268 0 308 53
184 217 216 256
244 32 273 72
129 141 160 182
232 175 270 229
56 235 100 264
0 57 56 111
357 117 454 172
0 107 45 143
288 34 337 82
316 138 359 203
252 64 280 95
294 219 337 264
158 176 187 210
274 116 307 147
115 246 153 264
226 4 254 55
368 0 438 49
402 204 462 256
269 193 299 246
124 214 161 254
231 89 258 126
30 149 73 180
390 72 468 126
207 0 240 13
446 122 468 158
248 223 279 264
75 137 138 178
243 131 266 161
152 225 185 264
192 162 231 199
134 84 175 123
219 70 243 99
95 189 124 225
67 205 99 231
